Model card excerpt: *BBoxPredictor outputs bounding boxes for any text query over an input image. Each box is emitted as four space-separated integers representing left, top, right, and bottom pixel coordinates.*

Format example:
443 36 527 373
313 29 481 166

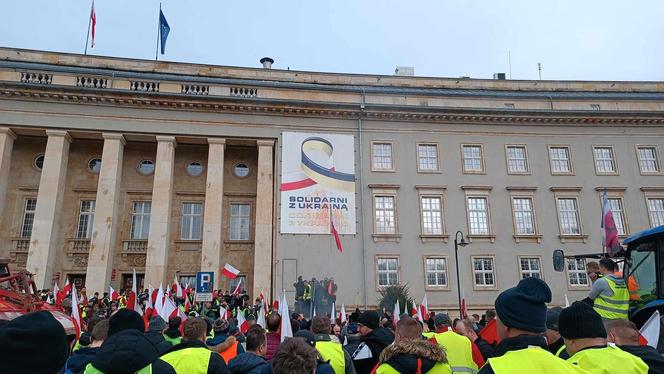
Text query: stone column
26 130 71 289
201 138 225 288
85 133 126 293
0 128 16 218
145 136 176 287
253 140 274 299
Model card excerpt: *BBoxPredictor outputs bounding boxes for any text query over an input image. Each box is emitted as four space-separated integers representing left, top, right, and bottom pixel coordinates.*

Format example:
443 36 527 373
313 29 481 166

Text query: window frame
460 144 486 174
518 256 543 280
186 160 205 177
375 255 400 289
416 142 441 173
423 256 450 290
20 197 38 239
635 145 662 175
419 193 446 237
87 156 102 174
462 187 494 242
507 187 541 243
180 201 204 241
596 188 629 237
130 201 152 240
75 200 96 239
504 144 530 175
471 255 497 290
551 187 587 243
566 257 590 290
592 145 619 175
370 141 395 172
228 202 252 241
643 188 664 229
136 159 155 176
369 185 401 241
547 145 574 175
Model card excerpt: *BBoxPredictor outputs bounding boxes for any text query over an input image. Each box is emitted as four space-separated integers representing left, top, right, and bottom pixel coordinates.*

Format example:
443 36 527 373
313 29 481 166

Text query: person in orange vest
206 318 244 364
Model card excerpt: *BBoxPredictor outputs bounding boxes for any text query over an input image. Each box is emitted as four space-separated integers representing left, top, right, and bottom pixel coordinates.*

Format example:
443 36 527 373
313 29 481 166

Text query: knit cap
559 302 607 339
495 277 552 333
108 308 145 336
357 310 380 330
148 316 167 332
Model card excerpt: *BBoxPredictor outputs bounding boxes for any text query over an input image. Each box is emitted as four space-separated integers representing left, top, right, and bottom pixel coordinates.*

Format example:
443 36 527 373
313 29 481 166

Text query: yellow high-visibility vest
567 345 648 373
488 346 587 373
593 276 629 320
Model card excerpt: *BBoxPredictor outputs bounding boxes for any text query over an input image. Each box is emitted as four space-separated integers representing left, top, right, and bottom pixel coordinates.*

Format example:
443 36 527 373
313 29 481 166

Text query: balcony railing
122 239 148 253
67 239 91 254
11 238 30 253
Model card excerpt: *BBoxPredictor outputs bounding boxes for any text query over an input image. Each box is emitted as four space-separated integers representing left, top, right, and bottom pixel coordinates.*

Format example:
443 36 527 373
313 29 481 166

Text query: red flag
90 0 96 48
479 319 500 345
272 299 279 311
330 211 342 253
110 286 119 302
602 191 622 257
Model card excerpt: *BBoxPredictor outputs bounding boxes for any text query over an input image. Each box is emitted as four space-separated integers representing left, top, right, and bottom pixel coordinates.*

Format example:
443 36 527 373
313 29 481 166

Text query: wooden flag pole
155 3 161 61
84 0 93 55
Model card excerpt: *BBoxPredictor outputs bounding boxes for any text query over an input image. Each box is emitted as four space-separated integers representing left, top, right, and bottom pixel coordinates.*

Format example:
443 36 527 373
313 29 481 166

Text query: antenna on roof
537 62 542 80
508 51 512 79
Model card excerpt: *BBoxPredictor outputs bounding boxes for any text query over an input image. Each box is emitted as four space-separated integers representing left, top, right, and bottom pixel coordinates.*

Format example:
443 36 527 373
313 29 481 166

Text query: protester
586 261 601 283
207 318 244 363
147 316 174 355
310 315 356 374
559 302 648 373
455 318 495 360
374 317 451 373
265 312 282 361
605 319 664 374
163 316 183 345
161 317 229 374
545 307 569 359
352 310 394 374
0 311 69 374
227 325 270 374
485 310 496 324
63 318 109 374
425 313 482 371
271 337 320 374
479 278 586 373
588 258 630 320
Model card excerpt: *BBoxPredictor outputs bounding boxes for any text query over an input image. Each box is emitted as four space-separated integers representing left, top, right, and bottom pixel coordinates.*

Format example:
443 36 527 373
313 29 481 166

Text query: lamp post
454 230 469 318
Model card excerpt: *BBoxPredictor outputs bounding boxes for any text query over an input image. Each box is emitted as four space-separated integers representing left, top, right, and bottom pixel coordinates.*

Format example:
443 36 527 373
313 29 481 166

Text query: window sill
467 234 496 243
425 286 451 292
462 170 486 175
551 172 575 176
420 234 449 243
174 240 202 244
559 235 588 244
513 235 542 244
371 169 396 173
472 285 498 291
507 171 531 176
417 169 442 174
372 234 401 243
224 240 254 244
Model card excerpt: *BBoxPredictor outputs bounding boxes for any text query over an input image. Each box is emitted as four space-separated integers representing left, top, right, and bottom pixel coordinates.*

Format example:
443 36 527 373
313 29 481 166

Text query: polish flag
602 191 622 257
222 263 240 279
173 276 183 298
160 295 177 321
330 209 342 253
46 293 52 304
53 283 61 305
639 310 660 348
89 0 96 48
565 294 570 307
392 299 401 328
143 285 154 330
330 302 336 320
420 294 429 321
340 303 347 323
236 308 249 333
231 278 243 296
257 300 267 328
416 304 424 322
280 293 293 342
184 294 191 313
127 269 142 316
110 286 119 301
219 306 228 320
151 285 158 306
71 285 82 339
154 285 165 317
57 279 71 305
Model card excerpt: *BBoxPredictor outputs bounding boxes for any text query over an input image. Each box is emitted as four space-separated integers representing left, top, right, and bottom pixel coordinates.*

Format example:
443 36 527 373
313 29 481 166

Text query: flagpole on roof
155 3 161 61
84 0 93 55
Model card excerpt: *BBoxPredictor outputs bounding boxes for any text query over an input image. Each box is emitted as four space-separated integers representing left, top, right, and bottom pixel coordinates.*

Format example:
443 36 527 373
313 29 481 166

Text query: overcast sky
1 0 662 81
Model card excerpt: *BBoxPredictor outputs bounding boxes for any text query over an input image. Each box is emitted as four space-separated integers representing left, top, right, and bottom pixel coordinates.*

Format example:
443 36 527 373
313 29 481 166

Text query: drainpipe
358 89 368 309
548 94 554 110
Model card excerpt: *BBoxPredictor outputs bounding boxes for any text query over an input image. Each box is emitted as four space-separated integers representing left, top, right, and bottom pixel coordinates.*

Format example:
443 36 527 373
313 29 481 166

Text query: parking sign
196 271 214 302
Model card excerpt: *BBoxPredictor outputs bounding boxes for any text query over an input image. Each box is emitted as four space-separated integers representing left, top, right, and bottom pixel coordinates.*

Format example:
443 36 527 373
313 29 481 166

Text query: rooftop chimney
493 72 506 80
260 57 274 69
394 66 415 76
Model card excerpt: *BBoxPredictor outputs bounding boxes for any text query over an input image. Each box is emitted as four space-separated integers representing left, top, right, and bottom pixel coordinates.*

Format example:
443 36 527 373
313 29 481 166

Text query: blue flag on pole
159 9 170 55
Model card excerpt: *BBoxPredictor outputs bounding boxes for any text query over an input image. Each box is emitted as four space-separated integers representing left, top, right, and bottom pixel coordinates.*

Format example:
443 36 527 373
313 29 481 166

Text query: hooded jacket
375 339 451 373
227 352 269 374
145 331 174 355
354 327 395 374
62 346 99 374
88 330 175 374
618 345 664 374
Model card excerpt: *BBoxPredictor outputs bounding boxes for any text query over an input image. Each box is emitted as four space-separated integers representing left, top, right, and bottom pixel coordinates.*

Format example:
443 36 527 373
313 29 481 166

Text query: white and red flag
392 299 401 328
330 209 342 253
257 300 267 328
602 191 622 257
89 0 96 48
340 303 347 323
236 308 249 334
222 263 240 279
154 284 165 317
53 283 61 305
110 286 119 301
127 269 142 315
57 278 71 306
231 278 243 296
420 294 429 321
71 285 82 338
639 310 660 348
173 275 183 298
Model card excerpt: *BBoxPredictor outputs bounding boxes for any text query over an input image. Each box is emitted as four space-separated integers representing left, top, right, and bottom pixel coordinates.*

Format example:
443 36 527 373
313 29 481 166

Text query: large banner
280 132 356 234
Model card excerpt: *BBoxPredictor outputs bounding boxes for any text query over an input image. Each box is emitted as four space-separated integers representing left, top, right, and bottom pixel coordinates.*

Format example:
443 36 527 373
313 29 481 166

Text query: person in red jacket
265 312 282 361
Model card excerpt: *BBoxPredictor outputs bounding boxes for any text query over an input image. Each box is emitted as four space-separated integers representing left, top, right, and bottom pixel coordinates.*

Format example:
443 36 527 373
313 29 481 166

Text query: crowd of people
0 257 662 373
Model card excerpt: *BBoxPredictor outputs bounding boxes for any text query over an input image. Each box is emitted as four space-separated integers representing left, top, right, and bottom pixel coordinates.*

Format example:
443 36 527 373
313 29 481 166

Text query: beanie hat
294 329 316 347
546 307 563 331
559 302 607 340
148 316 167 332
0 311 69 374
495 277 552 333
358 310 380 330
434 313 451 327
108 309 145 336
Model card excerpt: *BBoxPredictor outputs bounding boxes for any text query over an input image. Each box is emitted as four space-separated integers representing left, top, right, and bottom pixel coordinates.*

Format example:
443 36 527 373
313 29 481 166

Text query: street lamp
454 230 469 318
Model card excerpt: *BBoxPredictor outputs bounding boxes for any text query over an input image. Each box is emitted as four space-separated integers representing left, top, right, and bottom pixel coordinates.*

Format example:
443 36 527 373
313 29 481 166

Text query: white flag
340 303 347 323
257 300 267 328
154 284 165 317
639 310 660 349
280 292 293 342
564 294 570 308
393 299 401 326
331 301 336 320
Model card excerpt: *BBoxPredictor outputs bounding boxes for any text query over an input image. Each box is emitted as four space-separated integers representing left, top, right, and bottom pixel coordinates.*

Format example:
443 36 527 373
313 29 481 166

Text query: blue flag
159 9 170 55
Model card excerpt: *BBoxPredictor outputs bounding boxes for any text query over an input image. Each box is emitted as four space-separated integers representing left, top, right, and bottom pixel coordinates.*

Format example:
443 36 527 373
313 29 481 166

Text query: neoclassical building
1 47 663 312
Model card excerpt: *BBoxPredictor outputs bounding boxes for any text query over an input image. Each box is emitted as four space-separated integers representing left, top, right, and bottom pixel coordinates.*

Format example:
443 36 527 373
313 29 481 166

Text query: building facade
0 48 663 312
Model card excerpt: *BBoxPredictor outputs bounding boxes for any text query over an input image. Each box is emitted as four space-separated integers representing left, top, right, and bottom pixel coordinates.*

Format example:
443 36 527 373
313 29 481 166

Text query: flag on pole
330 209 342 253
90 0 96 48
154 285 165 317
158 8 170 55
416 303 424 322
340 303 347 323
46 293 51 304
143 285 154 330
237 308 249 333
57 278 71 306
71 285 82 339
173 275 183 298
392 299 401 328
128 269 142 315
461 290 468 319
639 310 661 348
231 278 243 296
564 294 570 308
257 300 267 328
53 283 61 305
601 191 622 257
420 294 429 321
280 292 293 342
222 263 241 279
330 302 336 320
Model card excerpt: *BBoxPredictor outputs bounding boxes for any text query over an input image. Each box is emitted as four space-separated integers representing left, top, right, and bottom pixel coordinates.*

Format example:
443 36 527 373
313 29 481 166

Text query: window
593 147 617 174
549 146 572 174
138 160 155 175
88 157 102 173
417 144 439 172
608 198 627 236
637 147 660 174
647 198 664 228
20 198 37 238
462 145 484 173
130 201 151 239
425 257 447 287
372 143 394 171
178 275 196 289
467 197 490 235
229 203 251 240
590 104 601 111
34 154 44 171
181 202 203 240
519 257 542 279
568 258 589 287
506 146 528 174
187 161 204 177
512 197 535 235
420 196 443 235
473 257 495 287
76 200 96 239
557 198 581 235
234 163 250 178
377 257 399 287
374 196 396 234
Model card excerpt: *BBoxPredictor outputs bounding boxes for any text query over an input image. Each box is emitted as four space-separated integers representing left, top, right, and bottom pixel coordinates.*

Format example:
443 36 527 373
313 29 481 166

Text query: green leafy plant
378 284 415 316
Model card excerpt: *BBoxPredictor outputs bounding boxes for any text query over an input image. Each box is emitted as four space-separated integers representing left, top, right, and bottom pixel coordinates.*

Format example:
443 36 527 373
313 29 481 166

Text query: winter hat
546 307 563 331
495 277 552 333
559 302 607 340
358 310 380 330
0 311 69 374
434 313 451 327
108 308 145 336
294 329 316 347
214 318 230 333
148 316 167 332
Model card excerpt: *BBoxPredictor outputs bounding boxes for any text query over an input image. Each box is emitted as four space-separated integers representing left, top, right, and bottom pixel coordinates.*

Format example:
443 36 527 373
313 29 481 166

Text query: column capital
256 139 275 147
102 133 127 145
0 128 16 140
207 138 226 145
45 130 72 143
155 135 177 147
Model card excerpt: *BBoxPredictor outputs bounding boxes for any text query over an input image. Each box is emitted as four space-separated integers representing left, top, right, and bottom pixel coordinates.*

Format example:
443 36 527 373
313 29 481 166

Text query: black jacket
90 330 176 374
547 336 569 359
62 346 99 374
619 345 664 374
227 352 269 374
353 327 394 374
145 331 173 355
474 336 496 360
478 335 548 374
162 340 229 374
